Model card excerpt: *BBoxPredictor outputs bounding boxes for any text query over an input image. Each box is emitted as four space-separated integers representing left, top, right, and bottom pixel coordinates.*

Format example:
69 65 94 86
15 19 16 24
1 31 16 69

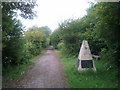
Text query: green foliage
41 26 52 36
94 2 120 65
51 18 103 55
2 51 45 88
2 1 51 75
2 1 51 68
24 27 47 56
2 2 37 66
57 42 64 50
56 50 118 88
2 2 37 19
2 12 24 66
50 29 62 48
51 2 119 88
3 62 34 81
51 2 119 62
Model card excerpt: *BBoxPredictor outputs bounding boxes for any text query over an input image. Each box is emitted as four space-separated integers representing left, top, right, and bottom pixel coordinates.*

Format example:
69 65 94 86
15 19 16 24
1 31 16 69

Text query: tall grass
56 50 118 88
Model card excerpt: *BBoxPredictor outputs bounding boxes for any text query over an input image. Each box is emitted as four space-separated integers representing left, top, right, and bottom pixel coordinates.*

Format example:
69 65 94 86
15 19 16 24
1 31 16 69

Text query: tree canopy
2 2 37 66
50 2 120 68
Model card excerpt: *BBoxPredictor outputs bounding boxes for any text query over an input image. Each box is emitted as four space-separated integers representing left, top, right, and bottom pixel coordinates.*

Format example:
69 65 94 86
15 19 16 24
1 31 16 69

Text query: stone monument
78 40 96 71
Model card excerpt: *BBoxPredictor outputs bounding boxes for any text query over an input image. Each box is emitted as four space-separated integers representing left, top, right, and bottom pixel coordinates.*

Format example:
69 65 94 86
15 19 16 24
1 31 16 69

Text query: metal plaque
81 60 93 68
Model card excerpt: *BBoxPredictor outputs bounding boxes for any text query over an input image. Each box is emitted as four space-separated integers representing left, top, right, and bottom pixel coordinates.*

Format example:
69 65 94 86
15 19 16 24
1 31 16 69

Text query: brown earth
13 47 68 88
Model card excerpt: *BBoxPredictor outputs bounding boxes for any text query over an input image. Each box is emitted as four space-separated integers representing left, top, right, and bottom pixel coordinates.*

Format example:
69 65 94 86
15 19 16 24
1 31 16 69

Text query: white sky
18 0 95 31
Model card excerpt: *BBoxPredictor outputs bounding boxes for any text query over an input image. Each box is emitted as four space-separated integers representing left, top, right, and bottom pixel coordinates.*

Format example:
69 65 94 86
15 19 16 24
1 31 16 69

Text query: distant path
15 46 68 88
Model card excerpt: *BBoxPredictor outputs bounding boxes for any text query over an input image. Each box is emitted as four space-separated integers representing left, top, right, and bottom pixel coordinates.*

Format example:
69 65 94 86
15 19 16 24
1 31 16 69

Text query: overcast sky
18 0 95 31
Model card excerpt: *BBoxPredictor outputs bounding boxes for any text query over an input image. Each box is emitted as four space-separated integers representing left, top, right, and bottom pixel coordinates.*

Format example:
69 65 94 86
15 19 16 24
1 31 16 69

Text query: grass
2 50 46 88
56 50 118 88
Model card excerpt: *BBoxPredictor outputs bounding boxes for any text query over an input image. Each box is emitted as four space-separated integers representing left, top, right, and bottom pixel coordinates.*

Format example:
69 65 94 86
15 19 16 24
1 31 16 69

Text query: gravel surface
15 49 68 88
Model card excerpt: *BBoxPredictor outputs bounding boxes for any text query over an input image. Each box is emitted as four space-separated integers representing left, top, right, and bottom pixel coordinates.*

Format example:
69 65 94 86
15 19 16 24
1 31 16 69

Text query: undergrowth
56 50 118 88
2 50 45 88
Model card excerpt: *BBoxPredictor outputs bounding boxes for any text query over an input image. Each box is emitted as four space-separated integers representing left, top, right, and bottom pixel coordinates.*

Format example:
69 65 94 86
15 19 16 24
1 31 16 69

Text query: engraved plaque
81 60 93 68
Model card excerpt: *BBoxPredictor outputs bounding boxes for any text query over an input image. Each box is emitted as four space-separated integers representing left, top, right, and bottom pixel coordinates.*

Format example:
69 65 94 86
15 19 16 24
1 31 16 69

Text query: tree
2 2 37 66
2 2 37 19
41 26 52 36
94 2 120 67
24 28 46 56
50 28 62 48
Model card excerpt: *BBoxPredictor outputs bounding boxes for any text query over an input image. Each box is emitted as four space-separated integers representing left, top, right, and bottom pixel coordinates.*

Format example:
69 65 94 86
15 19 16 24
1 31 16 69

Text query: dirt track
15 48 68 88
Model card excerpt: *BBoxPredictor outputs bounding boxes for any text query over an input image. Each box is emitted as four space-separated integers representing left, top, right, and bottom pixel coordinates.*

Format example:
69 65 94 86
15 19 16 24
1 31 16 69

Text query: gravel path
15 48 68 88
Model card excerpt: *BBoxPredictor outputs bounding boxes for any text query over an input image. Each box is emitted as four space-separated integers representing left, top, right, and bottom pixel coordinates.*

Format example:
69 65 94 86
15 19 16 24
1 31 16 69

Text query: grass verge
56 50 118 88
2 50 46 88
